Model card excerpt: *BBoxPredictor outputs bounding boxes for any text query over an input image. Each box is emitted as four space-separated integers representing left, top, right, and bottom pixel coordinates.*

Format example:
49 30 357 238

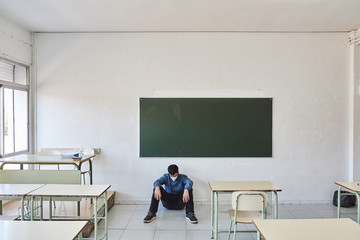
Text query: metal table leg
211 191 214 239
274 191 279 219
89 160 93 185
355 192 360 223
337 186 342 219
105 191 108 240
94 196 98 239
49 197 53 221
21 197 25 221
31 196 35 220
40 197 43 220
214 192 218 240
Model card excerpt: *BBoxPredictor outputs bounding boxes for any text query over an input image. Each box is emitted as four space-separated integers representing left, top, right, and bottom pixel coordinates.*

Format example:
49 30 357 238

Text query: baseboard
114 199 333 205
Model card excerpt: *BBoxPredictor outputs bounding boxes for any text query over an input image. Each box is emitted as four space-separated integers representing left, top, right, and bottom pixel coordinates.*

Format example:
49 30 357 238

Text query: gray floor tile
291 209 323 219
309 204 336 210
127 211 158 229
98 203 356 240
157 217 187 230
154 230 186 240
314 209 338 218
89 228 123 240
277 208 296 219
337 206 358 213
282 204 313 210
186 205 210 230
120 229 155 240
222 232 254 240
113 205 137 211
135 204 150 211
98 208 134 229
187 230 212 240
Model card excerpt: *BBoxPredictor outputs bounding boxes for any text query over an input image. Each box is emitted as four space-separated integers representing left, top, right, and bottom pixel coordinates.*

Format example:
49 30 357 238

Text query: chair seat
228 209 263 224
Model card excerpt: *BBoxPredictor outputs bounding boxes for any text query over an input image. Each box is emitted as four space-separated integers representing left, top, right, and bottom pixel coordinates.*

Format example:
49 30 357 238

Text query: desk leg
31 196 34 221
337 187 342 219
210 191 214 239
40 197 43 221
274 191 279 219
257 230 261 240
49 197 53 221
94 197 98 240
89 160 93 204
77 201 81 216
21 197 25 221
105 191 108 240
89 159 93 185
356 193 360 223
214 192 218 240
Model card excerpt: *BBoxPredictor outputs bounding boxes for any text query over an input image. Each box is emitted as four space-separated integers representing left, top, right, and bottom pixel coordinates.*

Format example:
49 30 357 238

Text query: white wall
35 32 349 204
0 15 32 65
353 39 360 180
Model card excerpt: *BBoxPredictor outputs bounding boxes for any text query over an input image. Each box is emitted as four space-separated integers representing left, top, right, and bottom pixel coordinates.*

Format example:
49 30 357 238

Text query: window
0 59 29 157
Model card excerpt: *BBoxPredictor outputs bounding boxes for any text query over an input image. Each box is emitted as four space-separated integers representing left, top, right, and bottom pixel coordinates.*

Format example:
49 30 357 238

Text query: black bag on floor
333 190 356 207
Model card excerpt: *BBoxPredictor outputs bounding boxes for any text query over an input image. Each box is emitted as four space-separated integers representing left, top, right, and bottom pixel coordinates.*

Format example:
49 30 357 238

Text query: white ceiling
0 0 359 32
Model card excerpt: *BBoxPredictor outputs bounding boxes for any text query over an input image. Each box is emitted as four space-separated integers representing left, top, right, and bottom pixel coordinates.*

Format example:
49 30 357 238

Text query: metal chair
228 191 268 240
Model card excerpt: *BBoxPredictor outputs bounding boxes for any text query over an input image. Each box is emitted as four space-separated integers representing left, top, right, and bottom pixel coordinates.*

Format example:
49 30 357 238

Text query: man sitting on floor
143 164 198 224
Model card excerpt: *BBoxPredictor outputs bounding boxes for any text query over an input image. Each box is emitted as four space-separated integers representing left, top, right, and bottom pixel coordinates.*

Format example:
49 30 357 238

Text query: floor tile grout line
103 204 356 240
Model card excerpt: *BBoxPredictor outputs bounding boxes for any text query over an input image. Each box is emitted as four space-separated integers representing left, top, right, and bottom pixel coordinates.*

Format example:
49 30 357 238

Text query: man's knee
162 199 185 210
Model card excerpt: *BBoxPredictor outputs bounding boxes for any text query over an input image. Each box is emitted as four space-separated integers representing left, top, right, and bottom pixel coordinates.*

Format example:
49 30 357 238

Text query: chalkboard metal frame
140 98 272 157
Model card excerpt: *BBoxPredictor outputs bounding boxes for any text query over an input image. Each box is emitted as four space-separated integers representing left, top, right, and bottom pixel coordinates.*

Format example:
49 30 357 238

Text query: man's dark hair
168 164 179 175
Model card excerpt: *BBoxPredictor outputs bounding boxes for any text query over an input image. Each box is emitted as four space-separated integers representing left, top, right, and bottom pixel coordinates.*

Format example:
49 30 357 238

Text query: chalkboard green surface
140 98 272 157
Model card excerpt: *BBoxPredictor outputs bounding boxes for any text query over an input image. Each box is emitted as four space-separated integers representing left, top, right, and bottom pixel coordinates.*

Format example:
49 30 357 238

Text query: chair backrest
0 170 81 184
38 150 61 155
232 191 268 211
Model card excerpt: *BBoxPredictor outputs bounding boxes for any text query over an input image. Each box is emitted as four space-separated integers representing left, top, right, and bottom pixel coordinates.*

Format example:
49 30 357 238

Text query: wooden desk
0 154 94 216
0 154 95 184
208 181 281 240
0 184 45 220
0 220 88 240
334 181 360 223
27 184 111 240
253 218 360 240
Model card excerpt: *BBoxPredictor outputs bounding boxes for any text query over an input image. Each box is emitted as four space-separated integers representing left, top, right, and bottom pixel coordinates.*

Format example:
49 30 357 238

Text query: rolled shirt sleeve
181 174 193 190
153 174 167 188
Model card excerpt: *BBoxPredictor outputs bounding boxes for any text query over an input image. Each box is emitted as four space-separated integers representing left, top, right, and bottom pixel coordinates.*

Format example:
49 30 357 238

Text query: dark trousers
149 186 195 214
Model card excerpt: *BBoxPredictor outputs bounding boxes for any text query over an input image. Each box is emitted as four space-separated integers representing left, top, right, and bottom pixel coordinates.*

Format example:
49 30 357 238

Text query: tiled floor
91 203 359 240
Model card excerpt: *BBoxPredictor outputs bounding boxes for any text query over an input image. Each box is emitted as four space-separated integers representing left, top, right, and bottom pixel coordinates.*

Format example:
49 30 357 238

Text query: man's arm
153 174 167 188
153 174 167 200
181 175 193 203
154 186 162 200
182 174 193 190
183 189 190 203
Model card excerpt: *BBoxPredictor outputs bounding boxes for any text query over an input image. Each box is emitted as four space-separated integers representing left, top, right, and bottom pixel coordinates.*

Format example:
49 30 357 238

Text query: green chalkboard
140 98 272 157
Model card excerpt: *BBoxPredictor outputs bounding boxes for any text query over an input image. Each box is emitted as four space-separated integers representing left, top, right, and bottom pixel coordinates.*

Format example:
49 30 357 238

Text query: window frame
0 58 30 158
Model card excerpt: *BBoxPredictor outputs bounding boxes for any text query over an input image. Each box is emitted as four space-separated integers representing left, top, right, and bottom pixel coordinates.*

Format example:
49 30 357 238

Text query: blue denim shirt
153 173 193 194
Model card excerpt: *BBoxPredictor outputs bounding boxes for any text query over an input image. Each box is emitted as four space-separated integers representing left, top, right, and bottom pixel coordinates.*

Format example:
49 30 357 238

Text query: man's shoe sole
186 217 198 224
144 216 156 223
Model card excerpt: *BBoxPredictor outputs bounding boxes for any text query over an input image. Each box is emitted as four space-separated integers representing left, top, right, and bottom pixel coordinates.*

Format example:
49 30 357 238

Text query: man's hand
183 189 190 203
154 186 162 200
